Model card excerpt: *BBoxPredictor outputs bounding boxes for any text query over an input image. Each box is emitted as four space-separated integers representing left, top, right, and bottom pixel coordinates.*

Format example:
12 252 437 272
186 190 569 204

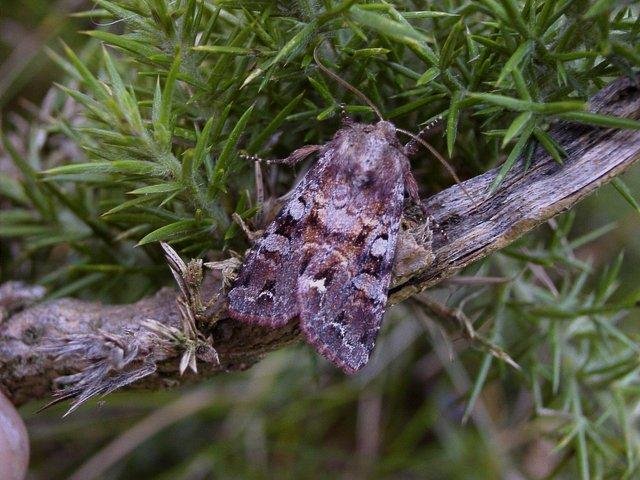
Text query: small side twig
413 294 520 370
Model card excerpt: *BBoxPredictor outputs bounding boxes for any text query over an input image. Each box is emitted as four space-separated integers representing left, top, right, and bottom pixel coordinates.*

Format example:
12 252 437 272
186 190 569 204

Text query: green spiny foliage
2 1 640 478
3 0 640 296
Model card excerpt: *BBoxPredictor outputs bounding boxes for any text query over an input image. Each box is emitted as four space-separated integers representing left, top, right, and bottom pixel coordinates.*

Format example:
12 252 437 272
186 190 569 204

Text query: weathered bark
1 75 640 407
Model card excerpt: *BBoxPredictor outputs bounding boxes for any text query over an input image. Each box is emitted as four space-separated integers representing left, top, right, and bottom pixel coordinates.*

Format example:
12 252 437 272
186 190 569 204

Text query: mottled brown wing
226 171 318 326
229 120 407 374
297 138 406 373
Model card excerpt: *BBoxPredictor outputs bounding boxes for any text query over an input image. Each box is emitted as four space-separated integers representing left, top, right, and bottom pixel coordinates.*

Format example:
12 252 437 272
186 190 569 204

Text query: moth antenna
396 127 478 207
313 46 383 121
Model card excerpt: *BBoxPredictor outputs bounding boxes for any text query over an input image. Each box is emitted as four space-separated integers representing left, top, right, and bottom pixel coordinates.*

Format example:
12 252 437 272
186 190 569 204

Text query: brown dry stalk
1 75 640 408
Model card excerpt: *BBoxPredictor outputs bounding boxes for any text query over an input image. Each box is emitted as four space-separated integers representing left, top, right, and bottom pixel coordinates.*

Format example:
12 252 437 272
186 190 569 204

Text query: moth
227 115 435 373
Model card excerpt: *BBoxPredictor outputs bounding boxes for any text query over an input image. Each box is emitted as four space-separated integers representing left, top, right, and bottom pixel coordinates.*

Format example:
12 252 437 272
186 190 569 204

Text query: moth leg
267 144 322 166
232 212 263 243
401 157 428 217
403 166 421 206
253 160 265 226
204 257 242 289
241 144 322 167
403 115 443 159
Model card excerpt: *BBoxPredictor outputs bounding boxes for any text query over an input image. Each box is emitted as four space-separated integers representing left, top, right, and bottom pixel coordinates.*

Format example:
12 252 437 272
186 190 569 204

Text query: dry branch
1 75 640 408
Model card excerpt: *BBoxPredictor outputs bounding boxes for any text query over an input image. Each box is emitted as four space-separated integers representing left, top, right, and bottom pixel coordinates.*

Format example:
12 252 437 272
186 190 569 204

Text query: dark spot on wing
360 255 384 276
261 279 276 293
274 215 296 236
307 210 320 228
359 330 372 345
354 225 373 244
359 172 375 189
315 267 334 285
299 250 313 275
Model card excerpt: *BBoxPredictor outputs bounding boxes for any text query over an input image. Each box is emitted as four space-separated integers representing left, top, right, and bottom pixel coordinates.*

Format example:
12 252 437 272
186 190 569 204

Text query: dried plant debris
38 330 158 415
38 245 224 414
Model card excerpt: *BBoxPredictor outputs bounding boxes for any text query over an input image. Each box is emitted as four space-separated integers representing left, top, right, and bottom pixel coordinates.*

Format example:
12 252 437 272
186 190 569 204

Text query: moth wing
297 179 404 374
227 178 316 327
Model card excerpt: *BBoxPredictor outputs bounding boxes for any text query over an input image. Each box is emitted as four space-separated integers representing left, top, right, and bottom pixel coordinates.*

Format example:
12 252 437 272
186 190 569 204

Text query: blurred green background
2 1 640 479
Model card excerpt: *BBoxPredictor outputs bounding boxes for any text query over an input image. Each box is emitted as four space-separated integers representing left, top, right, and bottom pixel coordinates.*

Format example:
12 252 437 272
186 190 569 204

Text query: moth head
375 120 398 142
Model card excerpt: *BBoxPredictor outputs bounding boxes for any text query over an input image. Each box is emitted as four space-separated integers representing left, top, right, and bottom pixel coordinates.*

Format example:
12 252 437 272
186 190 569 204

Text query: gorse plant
1 1 640 478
